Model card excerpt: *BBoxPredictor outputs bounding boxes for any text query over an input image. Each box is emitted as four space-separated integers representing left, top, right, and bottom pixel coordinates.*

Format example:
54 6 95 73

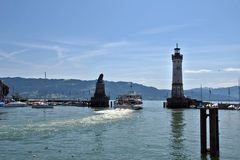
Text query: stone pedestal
166 97 201 108
167 97 190 108
90 74 109 107
0 80 9 101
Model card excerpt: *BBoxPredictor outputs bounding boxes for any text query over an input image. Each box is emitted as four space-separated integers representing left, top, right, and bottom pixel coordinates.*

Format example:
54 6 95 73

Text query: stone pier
0 80 9 101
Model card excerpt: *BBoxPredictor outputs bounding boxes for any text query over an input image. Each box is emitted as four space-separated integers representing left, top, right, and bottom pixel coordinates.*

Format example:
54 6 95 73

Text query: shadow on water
91 106 110 111
92 125 104 154
0 111 7 120
200 153 220 160
89 107 106 154
0 112 7 115
170 109 187 160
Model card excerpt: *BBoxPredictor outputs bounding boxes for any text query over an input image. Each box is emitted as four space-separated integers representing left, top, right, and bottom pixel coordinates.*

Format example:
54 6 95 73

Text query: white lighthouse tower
171 43 184 98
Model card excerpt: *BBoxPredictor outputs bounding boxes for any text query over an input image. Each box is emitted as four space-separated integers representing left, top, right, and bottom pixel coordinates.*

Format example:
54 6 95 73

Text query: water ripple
0 108 133 140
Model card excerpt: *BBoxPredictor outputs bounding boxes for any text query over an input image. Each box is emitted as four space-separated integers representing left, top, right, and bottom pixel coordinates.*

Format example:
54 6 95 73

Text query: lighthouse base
166 97 200 108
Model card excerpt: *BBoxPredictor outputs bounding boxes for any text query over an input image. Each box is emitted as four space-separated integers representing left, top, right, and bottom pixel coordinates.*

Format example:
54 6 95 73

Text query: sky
0 0 239 89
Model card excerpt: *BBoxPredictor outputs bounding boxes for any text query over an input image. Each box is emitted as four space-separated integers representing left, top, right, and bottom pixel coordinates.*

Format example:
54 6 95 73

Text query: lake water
0 101 239 160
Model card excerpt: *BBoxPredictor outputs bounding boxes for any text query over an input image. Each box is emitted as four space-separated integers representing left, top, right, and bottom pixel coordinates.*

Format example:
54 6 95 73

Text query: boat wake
36 108 134 128
0 108 134 140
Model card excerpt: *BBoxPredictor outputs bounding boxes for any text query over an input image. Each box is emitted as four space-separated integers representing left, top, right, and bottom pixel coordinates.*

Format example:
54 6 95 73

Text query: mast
228 87 230 104
12 86 15 97
130 82 133 91
209 88 211 101
44 72 47 102
0 80 3 101
238 78 240 105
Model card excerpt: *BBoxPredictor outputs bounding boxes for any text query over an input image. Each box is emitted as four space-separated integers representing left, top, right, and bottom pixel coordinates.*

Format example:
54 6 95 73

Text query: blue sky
0 0 239 89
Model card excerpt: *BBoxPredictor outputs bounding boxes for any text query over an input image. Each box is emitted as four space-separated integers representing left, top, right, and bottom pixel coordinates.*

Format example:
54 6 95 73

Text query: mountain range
1 77 239 101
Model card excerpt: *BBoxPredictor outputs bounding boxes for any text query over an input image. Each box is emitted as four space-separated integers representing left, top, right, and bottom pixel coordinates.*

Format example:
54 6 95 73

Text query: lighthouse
171 43 184 98
166 44 201 108
166 44 191 108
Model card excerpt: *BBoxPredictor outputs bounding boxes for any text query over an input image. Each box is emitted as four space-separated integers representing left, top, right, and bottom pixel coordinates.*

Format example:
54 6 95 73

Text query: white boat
32 101 53 109
0 101 5 107
5 101 27 107
114 89 143 110
31 72 53 109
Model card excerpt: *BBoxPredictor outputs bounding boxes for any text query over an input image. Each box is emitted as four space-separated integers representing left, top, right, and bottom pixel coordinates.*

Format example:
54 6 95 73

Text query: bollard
200 108 207 154
200 108 219 157
110 101 113 108
209 108 219 157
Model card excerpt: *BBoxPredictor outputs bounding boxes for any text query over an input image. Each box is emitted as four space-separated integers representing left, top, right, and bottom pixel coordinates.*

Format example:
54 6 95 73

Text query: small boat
32 101 53 109
114 83 143 110
0 101 5 107
5 101 27 107
31 72 53 109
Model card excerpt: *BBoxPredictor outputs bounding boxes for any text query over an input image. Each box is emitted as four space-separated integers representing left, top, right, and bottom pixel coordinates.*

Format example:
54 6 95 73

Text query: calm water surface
0 101 239 160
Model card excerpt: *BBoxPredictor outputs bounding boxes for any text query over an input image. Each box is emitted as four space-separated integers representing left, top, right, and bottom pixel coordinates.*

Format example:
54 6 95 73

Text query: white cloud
66 40 132 63
223 67 240 72
0 49 29 59
15 42 68 59
49 39 100 46
185 44 240 54
67 49 107 63
101 41 131 48
140 24 189 35
185 69 212 74
205 79 238 88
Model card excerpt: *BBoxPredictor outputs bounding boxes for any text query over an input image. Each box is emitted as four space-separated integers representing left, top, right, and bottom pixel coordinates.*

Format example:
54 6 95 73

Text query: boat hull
114 104 143 110
5 102 27 107
0 102 5 107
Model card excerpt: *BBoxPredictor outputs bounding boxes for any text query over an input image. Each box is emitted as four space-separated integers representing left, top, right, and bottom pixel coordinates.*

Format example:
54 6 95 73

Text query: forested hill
1 77 239 101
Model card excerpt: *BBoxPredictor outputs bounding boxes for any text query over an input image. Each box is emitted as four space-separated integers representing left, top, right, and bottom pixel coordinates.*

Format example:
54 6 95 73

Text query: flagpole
209 88 211 102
